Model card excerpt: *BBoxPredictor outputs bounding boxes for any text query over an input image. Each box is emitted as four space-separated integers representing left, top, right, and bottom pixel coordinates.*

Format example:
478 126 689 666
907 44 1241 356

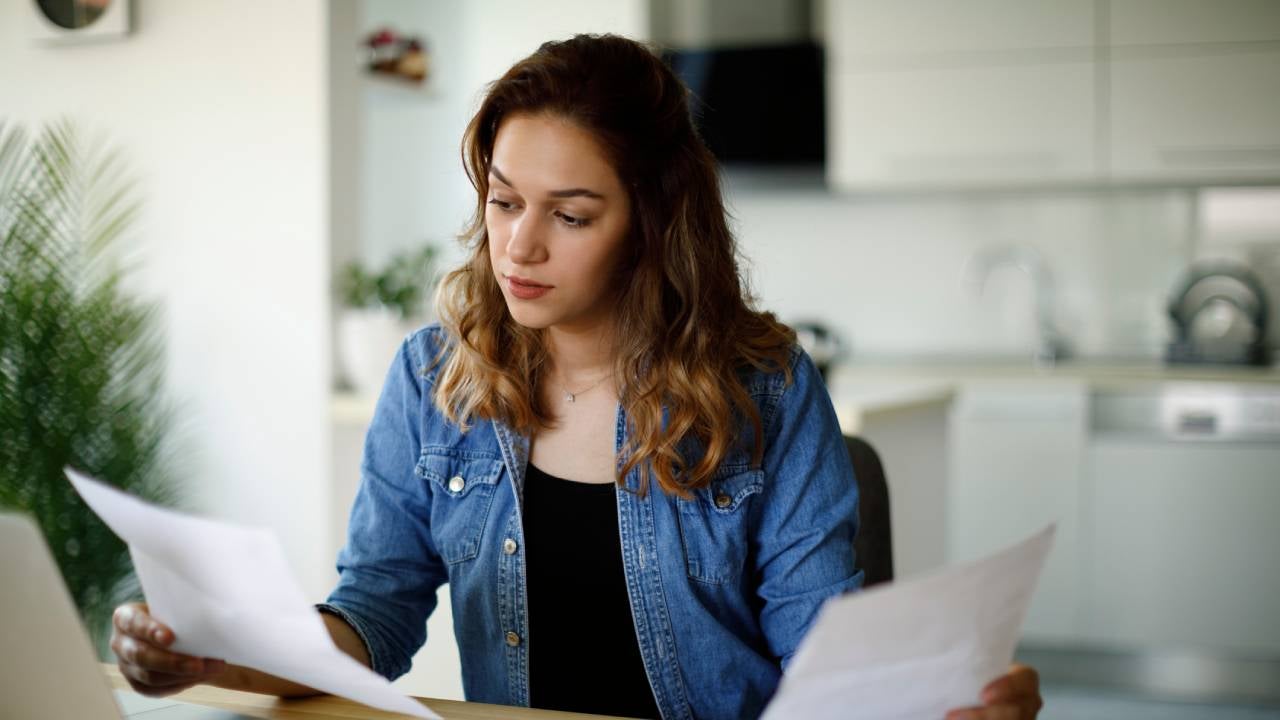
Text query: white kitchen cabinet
1108 0 1280 46
828 62 1096 190
947 382 1089 642
1108 47 1280 183
1082 438 1280 654
1103 0 1280 183
1107 0 1280 182
823 0 1280 188
824 0 1097 191
824 0 1094 61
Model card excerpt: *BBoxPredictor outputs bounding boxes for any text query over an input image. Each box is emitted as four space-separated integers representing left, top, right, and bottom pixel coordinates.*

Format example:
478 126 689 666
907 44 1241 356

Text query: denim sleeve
321 333 448 682
754 346 864 672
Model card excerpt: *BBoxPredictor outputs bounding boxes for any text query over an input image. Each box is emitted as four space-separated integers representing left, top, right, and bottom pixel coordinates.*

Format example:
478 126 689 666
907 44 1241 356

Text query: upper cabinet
1107 0 1280 184
1108 0 1280 45
825 0 1097 190
824 0 1280 191
825 0 1094 59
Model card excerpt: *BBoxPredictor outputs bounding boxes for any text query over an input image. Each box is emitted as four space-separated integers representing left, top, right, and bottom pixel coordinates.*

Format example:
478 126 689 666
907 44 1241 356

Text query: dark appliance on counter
793 321 842 382
1165 260 1271 366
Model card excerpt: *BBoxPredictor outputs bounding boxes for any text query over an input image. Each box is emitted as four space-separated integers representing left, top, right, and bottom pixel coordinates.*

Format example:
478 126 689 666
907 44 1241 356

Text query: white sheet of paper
65 468 439 720
761 524 1056 720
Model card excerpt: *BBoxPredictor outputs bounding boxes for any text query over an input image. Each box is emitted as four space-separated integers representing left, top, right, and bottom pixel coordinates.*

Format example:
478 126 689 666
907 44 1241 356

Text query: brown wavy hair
432 33 796 498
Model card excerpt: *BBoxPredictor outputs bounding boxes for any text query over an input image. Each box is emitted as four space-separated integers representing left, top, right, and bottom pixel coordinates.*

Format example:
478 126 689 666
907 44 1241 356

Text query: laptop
1 512 255 719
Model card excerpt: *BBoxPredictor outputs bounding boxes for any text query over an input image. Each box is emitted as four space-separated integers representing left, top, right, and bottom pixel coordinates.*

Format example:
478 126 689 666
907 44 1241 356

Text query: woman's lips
506 275 552 300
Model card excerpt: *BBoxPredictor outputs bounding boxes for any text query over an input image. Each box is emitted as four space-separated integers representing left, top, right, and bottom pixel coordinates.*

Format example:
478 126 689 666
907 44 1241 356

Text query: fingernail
152 627 165 644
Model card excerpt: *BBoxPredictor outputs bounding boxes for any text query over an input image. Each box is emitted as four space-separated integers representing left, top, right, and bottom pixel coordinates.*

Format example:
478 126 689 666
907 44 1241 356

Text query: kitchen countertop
825 380 956 435
826 357 1280 387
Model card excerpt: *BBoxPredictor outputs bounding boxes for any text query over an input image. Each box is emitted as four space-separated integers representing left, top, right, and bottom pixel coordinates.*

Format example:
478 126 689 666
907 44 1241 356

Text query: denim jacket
320 323 863 720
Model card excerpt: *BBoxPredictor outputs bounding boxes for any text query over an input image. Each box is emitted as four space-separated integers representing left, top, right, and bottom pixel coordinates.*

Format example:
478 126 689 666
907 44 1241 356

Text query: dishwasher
1068 382 1280 702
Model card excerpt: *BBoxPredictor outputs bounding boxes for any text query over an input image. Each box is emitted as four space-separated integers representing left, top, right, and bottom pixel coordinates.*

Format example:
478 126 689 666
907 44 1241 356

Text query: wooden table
104 664 631 719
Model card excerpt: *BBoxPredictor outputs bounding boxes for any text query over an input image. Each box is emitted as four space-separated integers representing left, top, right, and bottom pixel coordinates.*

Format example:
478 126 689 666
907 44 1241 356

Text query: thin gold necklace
555 369 611 403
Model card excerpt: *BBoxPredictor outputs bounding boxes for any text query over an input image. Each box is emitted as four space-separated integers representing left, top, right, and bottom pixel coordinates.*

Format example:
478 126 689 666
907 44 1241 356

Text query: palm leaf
0 119 182 656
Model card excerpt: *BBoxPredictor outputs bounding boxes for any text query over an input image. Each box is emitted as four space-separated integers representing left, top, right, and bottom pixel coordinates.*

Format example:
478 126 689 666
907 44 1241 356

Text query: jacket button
714 493 732 509
448 475 465 493
503 538 518 555
505 631 521 647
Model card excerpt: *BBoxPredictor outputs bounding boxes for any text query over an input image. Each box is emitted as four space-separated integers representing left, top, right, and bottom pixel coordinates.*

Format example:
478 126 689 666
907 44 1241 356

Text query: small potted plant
336 243 439 394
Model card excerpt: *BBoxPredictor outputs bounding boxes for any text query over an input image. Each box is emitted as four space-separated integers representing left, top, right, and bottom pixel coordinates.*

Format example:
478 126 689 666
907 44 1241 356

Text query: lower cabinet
947 382 1089 643
950 379 1280 657
1082 437 1280 654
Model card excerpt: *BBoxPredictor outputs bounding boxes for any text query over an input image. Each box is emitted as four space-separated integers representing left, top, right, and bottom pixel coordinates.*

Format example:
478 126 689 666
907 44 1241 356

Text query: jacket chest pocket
417 448 505 565
677 467 763 585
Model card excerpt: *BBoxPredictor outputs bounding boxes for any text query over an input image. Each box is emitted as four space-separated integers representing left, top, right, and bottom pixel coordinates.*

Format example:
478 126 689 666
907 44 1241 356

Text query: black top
523 462 662 719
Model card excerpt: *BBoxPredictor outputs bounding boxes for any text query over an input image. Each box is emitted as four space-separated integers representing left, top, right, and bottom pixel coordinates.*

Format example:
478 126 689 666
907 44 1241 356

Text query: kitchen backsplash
725 180 1279 363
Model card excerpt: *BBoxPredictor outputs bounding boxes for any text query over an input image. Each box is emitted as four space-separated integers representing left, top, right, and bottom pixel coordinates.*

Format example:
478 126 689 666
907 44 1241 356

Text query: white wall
0 1 334 598
460 0 648 106
358 0 474 270
726 183 1199 361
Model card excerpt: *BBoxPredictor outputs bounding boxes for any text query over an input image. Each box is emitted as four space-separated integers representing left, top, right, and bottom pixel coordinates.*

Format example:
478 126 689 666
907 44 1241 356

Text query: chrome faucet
963 244 1070 367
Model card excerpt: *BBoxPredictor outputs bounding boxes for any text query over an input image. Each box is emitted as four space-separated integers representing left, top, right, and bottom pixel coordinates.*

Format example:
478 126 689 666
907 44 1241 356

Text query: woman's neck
544 324 615 381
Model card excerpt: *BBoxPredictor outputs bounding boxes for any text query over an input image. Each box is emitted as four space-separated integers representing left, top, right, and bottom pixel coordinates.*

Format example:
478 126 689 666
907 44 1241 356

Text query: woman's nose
506 214 547 264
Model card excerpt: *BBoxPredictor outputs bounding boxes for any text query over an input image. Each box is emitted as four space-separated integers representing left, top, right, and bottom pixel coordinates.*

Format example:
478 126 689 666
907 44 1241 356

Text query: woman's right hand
111 602 227 697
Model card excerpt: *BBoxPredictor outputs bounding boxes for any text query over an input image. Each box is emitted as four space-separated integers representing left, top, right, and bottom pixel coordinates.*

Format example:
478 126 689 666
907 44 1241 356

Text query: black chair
844 435 893 587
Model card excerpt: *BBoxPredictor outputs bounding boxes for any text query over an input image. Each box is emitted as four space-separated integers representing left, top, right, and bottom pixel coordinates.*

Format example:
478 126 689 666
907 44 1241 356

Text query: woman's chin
505 305 556 330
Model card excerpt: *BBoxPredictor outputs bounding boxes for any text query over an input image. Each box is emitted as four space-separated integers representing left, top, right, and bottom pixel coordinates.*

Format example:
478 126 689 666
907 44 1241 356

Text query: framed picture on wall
28 0 131 44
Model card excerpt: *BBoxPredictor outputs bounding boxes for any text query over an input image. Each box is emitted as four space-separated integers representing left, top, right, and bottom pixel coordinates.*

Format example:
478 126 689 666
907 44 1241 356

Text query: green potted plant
0 120 180 656
336 243 439 394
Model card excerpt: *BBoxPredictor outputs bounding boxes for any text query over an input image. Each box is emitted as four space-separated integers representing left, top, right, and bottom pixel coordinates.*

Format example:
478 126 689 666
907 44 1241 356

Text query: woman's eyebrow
490 165 605 200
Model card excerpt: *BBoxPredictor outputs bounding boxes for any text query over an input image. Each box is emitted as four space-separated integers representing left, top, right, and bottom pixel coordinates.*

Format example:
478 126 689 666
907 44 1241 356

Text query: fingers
110 603 226 696
113 603 173 647
946 664 1044 720
946 705 1024 720
980 663 1043 716
982 663 1040 701
120 664 200 690
112 632 220 676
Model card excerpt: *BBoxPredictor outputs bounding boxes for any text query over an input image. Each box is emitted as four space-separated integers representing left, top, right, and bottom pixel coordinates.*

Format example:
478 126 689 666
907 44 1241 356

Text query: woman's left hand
944 663 1043 720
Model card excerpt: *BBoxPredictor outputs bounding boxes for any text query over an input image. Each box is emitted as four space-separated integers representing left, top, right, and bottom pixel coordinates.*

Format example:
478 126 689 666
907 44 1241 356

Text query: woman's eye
557 211 590 228
487 198 515 211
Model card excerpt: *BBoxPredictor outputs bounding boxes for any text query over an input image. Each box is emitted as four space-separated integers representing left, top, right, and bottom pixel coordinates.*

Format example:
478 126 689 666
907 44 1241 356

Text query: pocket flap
685 467 763 514
416 448 504 498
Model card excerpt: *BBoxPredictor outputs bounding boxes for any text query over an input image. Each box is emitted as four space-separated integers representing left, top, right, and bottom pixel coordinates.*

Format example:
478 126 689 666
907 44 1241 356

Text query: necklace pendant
565 391 575 403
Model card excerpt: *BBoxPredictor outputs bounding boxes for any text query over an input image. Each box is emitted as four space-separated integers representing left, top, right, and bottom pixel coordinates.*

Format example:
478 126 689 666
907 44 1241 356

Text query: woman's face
486 112 632 334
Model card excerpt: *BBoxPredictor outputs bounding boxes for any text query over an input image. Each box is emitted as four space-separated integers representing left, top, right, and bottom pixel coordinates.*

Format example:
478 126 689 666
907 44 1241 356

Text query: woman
111 34 1042 720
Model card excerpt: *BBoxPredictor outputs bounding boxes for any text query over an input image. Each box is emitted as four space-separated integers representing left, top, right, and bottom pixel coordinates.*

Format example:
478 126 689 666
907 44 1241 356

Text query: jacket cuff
314 602 393 680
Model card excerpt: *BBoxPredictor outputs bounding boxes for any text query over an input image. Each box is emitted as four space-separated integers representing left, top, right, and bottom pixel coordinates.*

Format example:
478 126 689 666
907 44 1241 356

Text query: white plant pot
338 307 423 396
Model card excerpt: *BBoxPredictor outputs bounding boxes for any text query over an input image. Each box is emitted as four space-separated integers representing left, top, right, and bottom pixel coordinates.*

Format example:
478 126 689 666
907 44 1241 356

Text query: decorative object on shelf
363 27 430 84
336 243 440 394
0 120 181 657
28 0 131 43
